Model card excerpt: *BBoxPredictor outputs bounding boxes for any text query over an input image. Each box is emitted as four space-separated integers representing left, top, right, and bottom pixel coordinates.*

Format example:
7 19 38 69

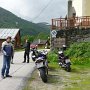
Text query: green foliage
21 32 49 44
65 42 90 65
48 42 90 65
65 42 90 58
48 52 58 63
35 32 49 40
70 57 90 65
0 7 50 36
21 35 35 44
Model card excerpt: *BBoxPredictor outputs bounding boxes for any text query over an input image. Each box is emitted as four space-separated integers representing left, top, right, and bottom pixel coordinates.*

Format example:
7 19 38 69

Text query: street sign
51 30 57 38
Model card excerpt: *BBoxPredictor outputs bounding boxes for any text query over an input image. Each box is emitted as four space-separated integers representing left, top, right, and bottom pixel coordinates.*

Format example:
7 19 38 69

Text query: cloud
0 0 67 23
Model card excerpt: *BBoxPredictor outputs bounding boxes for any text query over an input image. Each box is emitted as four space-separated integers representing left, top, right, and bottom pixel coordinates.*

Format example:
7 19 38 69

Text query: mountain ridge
0 7 50 36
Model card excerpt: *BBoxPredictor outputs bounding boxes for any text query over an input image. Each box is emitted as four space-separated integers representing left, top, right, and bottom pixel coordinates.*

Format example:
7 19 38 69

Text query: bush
65 42 90 58
48 52 58 63
65 42 90 65
48 42 90 65
70 57 90 65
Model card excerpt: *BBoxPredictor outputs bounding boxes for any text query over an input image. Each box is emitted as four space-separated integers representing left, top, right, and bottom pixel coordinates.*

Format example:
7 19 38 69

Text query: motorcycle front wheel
39 68 47 83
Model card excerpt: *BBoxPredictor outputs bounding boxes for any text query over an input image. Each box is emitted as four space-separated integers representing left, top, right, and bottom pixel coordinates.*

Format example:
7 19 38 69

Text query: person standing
1 36 14 79
23 39 30 63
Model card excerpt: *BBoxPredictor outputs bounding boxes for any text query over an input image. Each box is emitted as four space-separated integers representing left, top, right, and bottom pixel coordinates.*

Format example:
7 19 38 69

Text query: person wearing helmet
62 45 67 51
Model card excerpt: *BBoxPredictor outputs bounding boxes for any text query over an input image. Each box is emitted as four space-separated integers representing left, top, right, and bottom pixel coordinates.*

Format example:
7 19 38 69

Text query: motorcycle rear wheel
66 65 71 72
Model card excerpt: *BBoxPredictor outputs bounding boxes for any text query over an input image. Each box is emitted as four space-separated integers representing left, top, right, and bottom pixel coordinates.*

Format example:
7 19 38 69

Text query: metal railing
51 16 90 30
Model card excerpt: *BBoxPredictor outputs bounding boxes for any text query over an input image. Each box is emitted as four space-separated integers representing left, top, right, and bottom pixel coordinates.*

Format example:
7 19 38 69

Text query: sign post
50 30 57 50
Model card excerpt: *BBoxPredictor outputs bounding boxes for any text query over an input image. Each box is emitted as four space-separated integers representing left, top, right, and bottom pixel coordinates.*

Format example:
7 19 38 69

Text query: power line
31 0 54 21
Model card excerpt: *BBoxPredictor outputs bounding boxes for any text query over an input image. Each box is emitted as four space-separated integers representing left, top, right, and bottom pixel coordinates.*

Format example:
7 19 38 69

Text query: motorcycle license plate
36 62 44 68
66 59 70 63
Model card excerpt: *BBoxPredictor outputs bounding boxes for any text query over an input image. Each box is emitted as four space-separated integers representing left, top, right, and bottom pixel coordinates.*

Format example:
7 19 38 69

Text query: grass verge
23 62 90 90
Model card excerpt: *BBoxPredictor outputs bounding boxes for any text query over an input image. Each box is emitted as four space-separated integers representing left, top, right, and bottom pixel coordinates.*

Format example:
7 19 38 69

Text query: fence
52 16 90 30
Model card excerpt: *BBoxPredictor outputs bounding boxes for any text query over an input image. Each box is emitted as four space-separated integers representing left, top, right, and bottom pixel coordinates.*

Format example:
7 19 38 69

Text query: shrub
65 42 90 58
65 42 90 65
48 52 58 63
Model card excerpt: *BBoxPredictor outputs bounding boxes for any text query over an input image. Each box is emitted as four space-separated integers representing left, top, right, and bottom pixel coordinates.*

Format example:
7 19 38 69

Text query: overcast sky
0 0 68 23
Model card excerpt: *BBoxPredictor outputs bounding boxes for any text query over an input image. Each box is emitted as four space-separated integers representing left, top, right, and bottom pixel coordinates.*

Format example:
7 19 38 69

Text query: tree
35 32 49 40
21 35 35 44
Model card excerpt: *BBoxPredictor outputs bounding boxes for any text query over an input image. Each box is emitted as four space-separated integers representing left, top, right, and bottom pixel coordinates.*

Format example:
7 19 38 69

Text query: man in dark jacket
23 39 30 63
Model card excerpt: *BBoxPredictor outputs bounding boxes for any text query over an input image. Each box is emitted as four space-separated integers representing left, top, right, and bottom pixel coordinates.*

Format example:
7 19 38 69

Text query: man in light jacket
1 36 14 79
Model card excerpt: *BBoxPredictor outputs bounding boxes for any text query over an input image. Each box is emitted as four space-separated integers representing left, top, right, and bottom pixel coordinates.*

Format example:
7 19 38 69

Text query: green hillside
0 7 50 36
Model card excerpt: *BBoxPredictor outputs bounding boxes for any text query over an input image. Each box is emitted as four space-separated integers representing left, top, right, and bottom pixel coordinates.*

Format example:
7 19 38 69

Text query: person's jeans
1 55 11 76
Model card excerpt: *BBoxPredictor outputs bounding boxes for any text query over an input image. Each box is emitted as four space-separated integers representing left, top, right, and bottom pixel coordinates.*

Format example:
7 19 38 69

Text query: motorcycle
31 48 38 61
58 51 71 72
35 51 48 83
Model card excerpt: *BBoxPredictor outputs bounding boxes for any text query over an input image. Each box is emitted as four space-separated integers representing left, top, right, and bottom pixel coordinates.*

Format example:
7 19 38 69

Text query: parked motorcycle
58 51 71 72
35 50 48 83
31 48 38 61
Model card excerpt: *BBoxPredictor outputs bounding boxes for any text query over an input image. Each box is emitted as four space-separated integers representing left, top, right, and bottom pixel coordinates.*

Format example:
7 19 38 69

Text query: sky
0 0 68 24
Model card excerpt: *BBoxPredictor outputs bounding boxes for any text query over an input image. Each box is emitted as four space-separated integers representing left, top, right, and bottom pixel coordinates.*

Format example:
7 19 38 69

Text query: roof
0 28 20 39
32 40 47 45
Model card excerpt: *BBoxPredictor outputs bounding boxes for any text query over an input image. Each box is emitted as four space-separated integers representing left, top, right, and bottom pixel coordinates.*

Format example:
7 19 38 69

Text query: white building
68 0 90 17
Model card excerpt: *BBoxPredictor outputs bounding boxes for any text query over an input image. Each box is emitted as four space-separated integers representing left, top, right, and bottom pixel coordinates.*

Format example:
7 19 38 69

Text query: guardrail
51 16 90 30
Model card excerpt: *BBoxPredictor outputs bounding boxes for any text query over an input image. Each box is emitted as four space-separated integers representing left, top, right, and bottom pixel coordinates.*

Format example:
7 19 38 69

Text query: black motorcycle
31 48 38 61
58 51 71 72
35 51 48 83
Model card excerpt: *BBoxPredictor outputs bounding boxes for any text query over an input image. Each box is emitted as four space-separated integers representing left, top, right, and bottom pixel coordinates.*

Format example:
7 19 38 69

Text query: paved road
0 51 35 90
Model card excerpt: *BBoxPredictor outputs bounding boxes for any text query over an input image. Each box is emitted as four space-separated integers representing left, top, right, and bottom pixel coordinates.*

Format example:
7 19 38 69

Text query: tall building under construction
68 0 90 17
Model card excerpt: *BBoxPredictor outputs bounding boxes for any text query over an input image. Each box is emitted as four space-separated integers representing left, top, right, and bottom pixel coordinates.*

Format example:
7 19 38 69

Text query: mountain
0 7 50 36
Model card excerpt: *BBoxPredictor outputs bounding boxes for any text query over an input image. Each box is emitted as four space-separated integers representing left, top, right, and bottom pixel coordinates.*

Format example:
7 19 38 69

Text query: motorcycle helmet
58 51 63 54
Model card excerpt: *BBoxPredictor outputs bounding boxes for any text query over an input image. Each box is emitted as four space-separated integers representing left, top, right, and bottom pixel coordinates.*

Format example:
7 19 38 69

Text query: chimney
38 39 40 44
68 0 73 18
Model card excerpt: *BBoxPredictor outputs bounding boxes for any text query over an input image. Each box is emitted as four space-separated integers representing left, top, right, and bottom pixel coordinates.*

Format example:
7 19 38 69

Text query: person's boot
6 75 12 78
11 62 14 64
27 60 29 63
22 61 26 63
27 61 29 63
22 59 26 63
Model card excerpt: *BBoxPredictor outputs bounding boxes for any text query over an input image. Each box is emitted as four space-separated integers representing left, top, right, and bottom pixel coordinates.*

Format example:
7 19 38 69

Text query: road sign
51 30 57 38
